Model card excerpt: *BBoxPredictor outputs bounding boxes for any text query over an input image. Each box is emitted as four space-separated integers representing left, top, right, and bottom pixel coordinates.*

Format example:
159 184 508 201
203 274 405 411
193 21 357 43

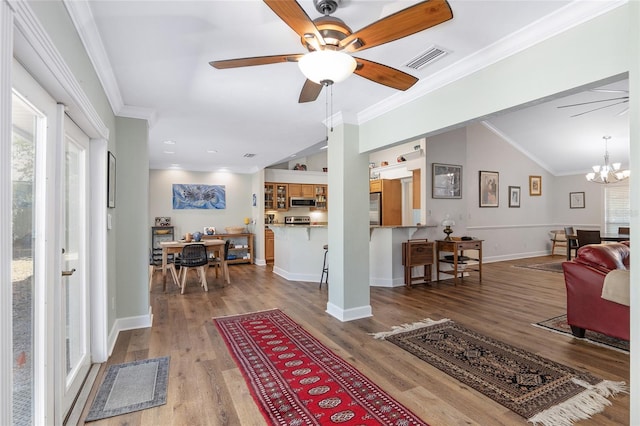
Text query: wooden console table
402 240 435 287
436 239 483 284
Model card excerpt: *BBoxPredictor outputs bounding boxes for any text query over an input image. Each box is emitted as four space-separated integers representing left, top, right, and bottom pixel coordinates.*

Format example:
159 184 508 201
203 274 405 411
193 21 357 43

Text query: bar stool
319 244 328 289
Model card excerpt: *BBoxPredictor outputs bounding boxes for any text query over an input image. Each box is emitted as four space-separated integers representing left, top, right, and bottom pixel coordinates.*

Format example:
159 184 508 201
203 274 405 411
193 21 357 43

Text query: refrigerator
369 192 382 226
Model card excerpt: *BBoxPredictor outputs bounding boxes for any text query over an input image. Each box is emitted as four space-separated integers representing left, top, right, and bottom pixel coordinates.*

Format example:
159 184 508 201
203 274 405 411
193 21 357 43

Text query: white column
628 2 639 424
326 122 372 321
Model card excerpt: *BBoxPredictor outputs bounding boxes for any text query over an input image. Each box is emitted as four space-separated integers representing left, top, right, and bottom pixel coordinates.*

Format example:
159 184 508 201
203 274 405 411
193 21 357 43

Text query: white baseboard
326 302 372 322
107 306 153 356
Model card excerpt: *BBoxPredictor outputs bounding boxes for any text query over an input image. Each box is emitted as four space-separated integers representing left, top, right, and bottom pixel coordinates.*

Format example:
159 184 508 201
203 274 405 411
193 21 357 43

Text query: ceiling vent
405 46 448 70
243 153 256 158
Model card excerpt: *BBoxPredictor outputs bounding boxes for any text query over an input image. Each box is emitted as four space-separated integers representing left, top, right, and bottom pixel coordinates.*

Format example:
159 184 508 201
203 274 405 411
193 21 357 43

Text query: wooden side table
402 240 435 287
436 239 483 284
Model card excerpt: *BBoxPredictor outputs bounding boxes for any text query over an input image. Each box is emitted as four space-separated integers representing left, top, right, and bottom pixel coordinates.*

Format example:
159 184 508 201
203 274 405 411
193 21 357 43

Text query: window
604 183 630 233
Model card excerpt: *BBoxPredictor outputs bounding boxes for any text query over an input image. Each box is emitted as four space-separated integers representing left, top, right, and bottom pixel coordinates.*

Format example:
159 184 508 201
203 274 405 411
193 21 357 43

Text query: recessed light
170 163 180 167
207 149 218 154
163 150 175 154
164 140 176 145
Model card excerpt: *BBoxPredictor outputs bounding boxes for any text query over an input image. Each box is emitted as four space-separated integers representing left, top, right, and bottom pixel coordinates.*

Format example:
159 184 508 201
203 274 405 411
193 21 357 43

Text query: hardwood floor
77 257 630 425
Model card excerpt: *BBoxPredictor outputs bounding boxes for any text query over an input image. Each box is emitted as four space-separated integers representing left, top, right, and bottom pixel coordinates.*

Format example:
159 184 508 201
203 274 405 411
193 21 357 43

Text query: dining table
565 233 630 260
159 239 226 292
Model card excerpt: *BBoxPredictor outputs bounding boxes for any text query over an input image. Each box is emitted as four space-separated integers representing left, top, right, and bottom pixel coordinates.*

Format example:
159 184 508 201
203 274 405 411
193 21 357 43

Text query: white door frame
2 2 110 424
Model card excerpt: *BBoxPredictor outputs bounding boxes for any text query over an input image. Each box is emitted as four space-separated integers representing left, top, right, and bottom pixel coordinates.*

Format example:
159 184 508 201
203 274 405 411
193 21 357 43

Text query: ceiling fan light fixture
585 136 629 184
298 50 356 85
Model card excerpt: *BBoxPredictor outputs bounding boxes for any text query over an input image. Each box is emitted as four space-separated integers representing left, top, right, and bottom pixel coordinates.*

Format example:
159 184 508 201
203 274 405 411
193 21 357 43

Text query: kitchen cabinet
412 169 421 209
288 183 314 197
313 184 328 211
264 183 289 211
370 179 402 226
203 233 254 264
151 226 174 266
265 229 274 262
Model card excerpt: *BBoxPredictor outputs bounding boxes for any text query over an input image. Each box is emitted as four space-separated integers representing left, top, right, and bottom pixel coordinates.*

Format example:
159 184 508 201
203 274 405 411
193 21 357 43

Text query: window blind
604 183 630 233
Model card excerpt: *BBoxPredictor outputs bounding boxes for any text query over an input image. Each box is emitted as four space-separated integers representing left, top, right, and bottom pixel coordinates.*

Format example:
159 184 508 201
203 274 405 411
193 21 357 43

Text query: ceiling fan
210 0 453 103
557 89 629 118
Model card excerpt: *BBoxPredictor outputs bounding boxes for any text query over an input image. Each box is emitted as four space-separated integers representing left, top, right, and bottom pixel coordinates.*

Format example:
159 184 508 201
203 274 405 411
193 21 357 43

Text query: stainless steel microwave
290 197 316 208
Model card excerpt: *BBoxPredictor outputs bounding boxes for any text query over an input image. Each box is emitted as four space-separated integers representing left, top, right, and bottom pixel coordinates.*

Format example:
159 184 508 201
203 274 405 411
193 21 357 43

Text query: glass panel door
61 117 91 416
11 91 39 426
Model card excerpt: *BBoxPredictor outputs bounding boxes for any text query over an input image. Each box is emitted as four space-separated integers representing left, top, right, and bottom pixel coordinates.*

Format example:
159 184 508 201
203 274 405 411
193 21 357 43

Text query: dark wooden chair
180 244 209 294
576 229 601 248
564 226 579 259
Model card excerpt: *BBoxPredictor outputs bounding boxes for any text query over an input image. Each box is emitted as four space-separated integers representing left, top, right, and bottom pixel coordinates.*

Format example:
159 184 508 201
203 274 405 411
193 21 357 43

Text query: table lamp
441 216 455 241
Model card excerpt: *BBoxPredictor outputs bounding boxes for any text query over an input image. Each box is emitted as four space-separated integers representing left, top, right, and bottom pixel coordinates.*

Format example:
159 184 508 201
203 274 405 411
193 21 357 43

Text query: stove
285 216 310 225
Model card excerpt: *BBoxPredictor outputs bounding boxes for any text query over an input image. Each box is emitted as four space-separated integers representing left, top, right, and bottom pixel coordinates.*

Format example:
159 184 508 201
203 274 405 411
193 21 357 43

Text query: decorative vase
193 231 202 242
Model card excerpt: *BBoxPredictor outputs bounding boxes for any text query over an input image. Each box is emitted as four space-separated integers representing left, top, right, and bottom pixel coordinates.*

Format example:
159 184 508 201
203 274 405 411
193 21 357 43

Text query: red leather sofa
562 242 630 341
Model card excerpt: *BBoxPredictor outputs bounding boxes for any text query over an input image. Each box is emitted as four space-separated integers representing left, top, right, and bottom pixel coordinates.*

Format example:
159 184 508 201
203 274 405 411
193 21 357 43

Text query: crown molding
11 0 109 139
357 0 628 125
64 0 155 124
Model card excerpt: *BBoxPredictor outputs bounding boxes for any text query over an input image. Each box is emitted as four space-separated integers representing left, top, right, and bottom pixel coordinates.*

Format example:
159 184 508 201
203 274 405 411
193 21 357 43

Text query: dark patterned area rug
86 357 170 422
372 319 626 426
534 314 629 353
514 262 564 273
214 309 428 425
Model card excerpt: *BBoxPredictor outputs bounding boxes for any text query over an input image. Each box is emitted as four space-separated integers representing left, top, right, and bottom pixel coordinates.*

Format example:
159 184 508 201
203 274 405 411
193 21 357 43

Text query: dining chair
576 229 601 248
210 239 231 284
549 230 567 256
180 244 209 294
564 226 579 259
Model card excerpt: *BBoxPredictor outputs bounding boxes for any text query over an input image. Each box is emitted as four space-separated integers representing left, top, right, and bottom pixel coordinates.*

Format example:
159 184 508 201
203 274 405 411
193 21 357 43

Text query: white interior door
60 116 91 417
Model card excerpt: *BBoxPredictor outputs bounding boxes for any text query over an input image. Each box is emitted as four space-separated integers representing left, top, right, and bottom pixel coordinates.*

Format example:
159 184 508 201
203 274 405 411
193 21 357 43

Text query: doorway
11 61 93 425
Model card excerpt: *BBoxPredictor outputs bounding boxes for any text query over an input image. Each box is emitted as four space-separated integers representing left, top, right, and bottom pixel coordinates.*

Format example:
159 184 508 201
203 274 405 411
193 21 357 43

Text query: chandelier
585 136 629 184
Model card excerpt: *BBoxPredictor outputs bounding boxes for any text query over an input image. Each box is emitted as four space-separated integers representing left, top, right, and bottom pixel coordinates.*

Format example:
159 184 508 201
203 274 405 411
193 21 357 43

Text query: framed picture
529 175 542 196
107 151 116 208
508 186 521 208
203 226 216 235
172 184 226 209
479 170 499 207
432 163 462 199
570 192 585 209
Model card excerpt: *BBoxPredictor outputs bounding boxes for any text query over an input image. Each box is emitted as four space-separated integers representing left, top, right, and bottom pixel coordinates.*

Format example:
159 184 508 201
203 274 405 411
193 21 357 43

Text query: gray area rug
514 261 564 273
86 356 170 422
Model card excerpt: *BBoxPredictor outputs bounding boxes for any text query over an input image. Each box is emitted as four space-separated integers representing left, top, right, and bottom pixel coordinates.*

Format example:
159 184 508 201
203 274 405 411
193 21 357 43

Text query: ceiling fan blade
354 58 418 91
210 54 303 69
557 96 629 109
299 79 323 103
263 0 325 50
339 0 453 52
569 99 629 118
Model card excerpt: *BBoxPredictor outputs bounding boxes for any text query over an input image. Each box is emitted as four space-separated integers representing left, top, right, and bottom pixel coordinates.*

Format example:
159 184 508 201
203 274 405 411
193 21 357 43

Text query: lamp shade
298 50 357 85
441 218 455 227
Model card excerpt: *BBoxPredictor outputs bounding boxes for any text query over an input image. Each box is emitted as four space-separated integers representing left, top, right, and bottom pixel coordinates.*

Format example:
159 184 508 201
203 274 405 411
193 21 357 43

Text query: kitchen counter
267 225 327 282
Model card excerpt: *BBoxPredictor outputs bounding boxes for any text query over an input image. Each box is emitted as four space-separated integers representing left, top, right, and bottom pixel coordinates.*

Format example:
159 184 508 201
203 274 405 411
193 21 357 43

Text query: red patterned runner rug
213 309 427 425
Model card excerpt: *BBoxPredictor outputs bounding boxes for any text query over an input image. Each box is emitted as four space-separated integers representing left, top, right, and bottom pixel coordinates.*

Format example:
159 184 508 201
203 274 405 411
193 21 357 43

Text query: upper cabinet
288 183 314 198
313 185 328 211
265 183 289 211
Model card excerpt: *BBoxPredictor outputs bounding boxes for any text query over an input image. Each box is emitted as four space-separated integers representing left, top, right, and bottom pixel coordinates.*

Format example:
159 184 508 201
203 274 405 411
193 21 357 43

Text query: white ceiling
68 0 629 174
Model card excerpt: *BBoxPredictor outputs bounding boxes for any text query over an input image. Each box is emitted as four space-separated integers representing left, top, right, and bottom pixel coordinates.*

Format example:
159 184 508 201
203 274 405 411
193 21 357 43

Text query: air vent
243 153 256 158
405 46 448 70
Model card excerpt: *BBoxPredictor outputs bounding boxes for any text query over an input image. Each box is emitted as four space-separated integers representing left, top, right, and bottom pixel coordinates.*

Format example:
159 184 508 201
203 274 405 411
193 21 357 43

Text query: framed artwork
529 175 542 196
203 226 216 235
508 186 521 208
432 163 462 199
107 151 116 208
172 184 226 209
570 191 585 209
479 170 499 207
